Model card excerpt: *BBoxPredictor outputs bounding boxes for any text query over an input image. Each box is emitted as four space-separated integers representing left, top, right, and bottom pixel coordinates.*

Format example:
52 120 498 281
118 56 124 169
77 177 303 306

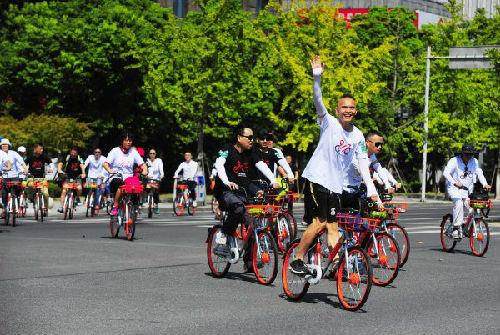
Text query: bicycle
2 175 24 227
61 178 81 220
109 175 143 241
173 178 195 216
206 198 279 285
84 178 105 217
27 175 48 222
382 200 410 268
282 210 375 311
19 180 28 218
440 191 492 257
145 178 160 218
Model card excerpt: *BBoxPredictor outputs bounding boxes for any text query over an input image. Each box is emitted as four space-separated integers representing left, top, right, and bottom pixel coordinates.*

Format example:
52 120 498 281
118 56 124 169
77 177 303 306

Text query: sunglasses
460 165 469 179
368 140 384 148
239 134 254 141
261 137 273 141
149 152 156 155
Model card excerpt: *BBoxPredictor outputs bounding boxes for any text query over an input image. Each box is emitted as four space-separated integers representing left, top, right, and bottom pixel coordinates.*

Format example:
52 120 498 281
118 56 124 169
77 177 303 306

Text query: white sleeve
214 157 229 185
358 157 378 199
173 163 183 178
475 165 487 186
255 161 276 184
159 159 164 179
372 162 391 189
133 152 144 166
312 69 329 122
277 158 294 179
84 156 90 168
383 168 398 185
105 149 115 165
443 158 456 185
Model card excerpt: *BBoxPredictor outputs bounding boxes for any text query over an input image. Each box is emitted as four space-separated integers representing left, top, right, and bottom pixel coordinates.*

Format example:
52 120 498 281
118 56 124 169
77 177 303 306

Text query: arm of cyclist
372 161 394 193
443 158 461 188
57 161 64 175
255 161 280 188
173 162 183 179
358 157 382 206
80 163 86 179
159 158 165 180
214 156 238 190
475 167 491 191
311 55 328 122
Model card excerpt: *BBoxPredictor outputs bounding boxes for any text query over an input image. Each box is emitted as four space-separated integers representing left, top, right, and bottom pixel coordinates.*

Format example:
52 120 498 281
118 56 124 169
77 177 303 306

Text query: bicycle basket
84 181 98 189
177 184 189 191
246 204 280 218
469 192 489 201
6 180 24 188
121 177 143 194
469 200 492 209
336 212 380 232
384 202 409 213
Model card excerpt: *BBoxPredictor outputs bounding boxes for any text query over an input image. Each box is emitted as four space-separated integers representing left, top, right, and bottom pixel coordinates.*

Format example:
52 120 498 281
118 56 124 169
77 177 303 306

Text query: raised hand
310 55 323 74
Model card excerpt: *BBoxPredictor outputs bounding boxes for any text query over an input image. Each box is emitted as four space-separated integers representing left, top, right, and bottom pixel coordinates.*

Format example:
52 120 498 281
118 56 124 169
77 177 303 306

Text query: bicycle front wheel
147 193 153 218
173 195 184 216
440 214 456 252
33 193 39 221
386 222 410 267
275 215 293 253
469 218 489 257
366 232 400 286
207 226 231 277
282 241 310 300
187 199 195 216
337 246 372 311
252 231 278 285
125 203 136 241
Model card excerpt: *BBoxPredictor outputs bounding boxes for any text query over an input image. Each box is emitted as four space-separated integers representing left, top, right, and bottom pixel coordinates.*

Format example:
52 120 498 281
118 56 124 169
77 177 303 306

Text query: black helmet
461 143 478 155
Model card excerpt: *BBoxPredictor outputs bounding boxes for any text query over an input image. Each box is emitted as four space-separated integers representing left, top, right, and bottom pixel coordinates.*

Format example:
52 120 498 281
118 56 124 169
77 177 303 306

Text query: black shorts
303 180 341 223
341 191 361 210
109 178 124 195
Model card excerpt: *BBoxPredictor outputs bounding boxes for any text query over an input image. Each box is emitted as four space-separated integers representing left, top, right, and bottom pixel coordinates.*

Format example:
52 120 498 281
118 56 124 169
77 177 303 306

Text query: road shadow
279 292 367 312
203 271 276 286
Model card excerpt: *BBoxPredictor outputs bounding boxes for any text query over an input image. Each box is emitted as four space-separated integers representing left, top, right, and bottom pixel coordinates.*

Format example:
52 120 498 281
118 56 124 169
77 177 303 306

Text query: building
158 0 499 21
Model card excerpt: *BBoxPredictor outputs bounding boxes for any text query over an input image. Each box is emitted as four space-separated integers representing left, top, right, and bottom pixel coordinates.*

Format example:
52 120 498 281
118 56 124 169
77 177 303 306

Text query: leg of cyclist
94 178 103 209
187 180 197 207
451 197 465 238
58 185 68 213
110 178 124 216
153 187 160 214
1 180 10 218
216 191 246 244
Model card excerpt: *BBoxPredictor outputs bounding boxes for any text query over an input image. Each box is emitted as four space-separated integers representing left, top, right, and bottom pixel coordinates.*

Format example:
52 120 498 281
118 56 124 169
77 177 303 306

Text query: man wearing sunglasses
256 130 295 183
213 127 280 257
84 148 107 210
290 55 382 275
443 143 491 239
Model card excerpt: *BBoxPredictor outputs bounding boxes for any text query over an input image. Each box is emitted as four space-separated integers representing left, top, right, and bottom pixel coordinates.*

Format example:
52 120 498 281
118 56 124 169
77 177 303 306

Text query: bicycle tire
39 194 45 222
173 194 183 216
187 199 195 216
337 246 372 311
253 231 278 285
85 193 92 217
469 218 489 257
282 240 310 300
34 193 39 221
125 203 135 241
148 193 153 218
440 214 456 252
207 226 231 277
275 215 293 253
11 197 16 227
386 222 410 267
366 232 400 286
285 212 298 240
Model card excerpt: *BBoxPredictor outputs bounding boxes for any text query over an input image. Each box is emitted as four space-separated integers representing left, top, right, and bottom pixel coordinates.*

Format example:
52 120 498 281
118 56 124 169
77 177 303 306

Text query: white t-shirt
443 156 487 199
147 158 164 180
84 155 107 179
105 147 144 179
302 113 368 194
174 160 198 180
344 154 391 192
0 151 10 174
3 150 24 178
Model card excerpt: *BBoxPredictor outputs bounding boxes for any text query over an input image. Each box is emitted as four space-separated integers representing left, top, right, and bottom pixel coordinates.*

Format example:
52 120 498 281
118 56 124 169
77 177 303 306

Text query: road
0 201 499 334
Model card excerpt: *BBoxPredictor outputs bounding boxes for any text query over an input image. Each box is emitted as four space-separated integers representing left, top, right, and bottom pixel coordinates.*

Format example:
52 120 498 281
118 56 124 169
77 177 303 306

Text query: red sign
338 8 419 29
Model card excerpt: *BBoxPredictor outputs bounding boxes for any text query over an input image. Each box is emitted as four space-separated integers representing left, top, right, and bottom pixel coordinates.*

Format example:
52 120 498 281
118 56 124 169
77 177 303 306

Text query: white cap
18 146 26 153
0 138 12 147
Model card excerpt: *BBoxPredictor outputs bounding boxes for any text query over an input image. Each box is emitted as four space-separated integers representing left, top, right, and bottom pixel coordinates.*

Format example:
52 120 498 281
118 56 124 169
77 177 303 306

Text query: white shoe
193 201 197 208
452 229 459 239
215 231 227 245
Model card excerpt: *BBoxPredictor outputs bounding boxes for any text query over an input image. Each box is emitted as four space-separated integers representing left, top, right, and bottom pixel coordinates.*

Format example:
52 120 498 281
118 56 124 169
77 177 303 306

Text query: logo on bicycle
335 140 352 155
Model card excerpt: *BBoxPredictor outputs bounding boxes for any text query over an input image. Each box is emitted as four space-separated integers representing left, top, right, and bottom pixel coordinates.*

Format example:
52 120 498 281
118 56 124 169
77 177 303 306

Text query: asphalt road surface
1 201 499 334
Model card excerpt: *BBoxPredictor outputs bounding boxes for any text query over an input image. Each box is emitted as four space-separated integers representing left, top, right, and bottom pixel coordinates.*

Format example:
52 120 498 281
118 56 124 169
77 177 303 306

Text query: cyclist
213 126 280 247
17 146 27 162
443 143 491 239
173 152 199 207
25 143 52 214
374 168 401 191
84 148 107 210
256 130 295 183
289 56 381 275
342 131 394 208
103 132 148 216
146 148 164 214
1 138 28 216
57 147 86 213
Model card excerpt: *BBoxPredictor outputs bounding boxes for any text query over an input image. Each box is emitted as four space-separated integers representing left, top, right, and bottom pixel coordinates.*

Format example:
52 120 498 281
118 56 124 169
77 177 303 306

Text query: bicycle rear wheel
85 193 93 217
187 199 195 216
337 246 372 311
440 214 456 252
11 198 17 227
252 231 278 285
33 193 39 221
386 222 410 267
207 226 231 277
173 194 184 216
282 241 310 300
469 218 489 257
147 193 153 218
366 232 400 286
39 194 45 222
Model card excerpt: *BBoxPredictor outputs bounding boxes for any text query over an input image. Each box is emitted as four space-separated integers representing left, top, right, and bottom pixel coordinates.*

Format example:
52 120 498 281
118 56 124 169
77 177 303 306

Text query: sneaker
452 229 459 239
154 207 160 214
215 231 227 245
57 207 63 213
110 207 118 217
289 259 308 275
